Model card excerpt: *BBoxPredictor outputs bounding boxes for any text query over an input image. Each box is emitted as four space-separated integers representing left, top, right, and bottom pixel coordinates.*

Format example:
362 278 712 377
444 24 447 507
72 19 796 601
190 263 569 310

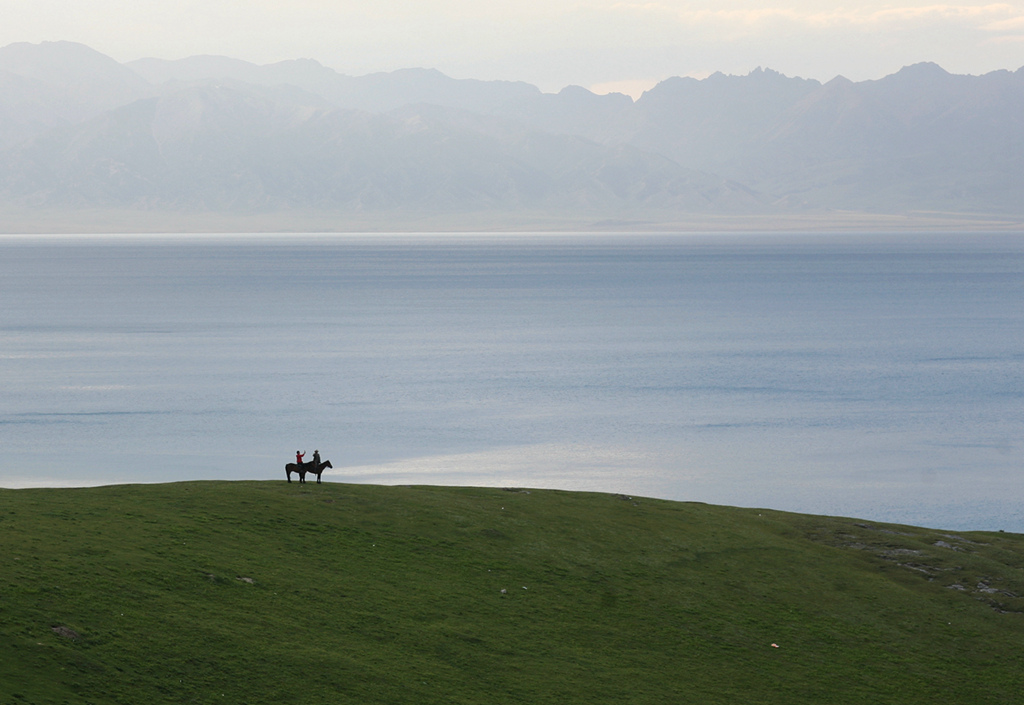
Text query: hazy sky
3 1 1024 96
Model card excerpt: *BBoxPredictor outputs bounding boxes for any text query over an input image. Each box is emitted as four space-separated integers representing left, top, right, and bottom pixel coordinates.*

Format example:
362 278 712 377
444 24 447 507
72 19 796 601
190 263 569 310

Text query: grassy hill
1 481 1022 704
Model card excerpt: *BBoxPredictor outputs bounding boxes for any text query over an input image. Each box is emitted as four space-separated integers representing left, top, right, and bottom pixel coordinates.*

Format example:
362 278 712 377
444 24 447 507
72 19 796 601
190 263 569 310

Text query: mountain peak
0 40 147 88
896 61 949 76
882 62 952 86
0 40 151 123
824 75 854 87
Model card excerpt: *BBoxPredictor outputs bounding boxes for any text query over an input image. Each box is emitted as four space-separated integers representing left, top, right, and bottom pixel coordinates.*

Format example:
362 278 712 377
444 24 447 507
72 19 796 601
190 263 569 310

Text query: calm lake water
2 232 1022 531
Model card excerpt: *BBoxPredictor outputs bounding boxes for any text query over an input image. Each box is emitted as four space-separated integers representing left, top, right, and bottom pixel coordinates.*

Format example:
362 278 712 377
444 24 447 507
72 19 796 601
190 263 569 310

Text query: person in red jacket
296 450 305 465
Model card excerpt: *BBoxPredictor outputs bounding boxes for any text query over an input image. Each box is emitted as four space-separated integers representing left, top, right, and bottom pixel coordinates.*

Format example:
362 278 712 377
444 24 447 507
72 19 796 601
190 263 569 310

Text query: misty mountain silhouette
1 41 1022 223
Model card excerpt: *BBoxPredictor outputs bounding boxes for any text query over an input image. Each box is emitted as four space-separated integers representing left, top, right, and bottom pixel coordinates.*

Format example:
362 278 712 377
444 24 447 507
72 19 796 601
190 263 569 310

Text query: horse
285 459 332 484
285 461 309 483
307 460 332 484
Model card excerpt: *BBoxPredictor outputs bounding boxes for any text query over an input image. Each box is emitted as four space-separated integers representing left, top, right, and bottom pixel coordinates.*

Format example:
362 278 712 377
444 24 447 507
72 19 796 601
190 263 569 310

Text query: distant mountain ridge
1 41 1022 227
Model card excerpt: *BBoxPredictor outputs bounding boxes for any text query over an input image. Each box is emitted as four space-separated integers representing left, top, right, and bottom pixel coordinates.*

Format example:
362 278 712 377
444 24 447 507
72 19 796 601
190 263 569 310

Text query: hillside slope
2 482 1022 703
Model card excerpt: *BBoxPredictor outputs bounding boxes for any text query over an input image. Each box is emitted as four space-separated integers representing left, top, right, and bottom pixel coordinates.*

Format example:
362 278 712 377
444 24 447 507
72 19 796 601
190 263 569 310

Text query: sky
3 1 1024 96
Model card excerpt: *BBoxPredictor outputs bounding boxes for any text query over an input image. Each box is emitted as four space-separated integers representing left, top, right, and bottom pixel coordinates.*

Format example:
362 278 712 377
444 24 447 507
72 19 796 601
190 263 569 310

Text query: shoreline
2 206 1024 235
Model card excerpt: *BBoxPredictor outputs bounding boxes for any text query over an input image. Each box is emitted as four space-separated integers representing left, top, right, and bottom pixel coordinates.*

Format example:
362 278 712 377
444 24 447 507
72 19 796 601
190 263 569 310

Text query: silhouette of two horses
285 459 333 484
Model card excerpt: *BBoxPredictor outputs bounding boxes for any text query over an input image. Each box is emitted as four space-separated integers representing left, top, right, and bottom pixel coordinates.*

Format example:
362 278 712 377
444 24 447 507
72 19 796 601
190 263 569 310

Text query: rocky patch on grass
809 521 1024 615
52 625 80 640
878 548 921 558
941 534 984 545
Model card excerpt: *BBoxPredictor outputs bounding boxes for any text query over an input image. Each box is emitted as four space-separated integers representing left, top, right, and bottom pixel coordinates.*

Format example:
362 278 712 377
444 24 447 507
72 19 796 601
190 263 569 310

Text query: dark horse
285 459 333 484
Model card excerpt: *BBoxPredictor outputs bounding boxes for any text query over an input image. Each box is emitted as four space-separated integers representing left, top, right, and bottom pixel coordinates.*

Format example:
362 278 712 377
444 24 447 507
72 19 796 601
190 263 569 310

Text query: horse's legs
286 469 292 483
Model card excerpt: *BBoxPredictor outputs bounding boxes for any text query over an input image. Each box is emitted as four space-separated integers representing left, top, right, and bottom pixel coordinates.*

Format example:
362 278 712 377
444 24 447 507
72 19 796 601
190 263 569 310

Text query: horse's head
323 460 333 469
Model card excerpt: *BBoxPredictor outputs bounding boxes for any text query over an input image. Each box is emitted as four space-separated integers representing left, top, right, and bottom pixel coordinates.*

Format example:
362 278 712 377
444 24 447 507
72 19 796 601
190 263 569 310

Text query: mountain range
1 41 1022 230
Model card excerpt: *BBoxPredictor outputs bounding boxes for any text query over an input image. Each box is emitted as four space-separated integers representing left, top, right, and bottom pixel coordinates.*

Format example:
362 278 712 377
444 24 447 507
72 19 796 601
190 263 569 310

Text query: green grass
1 481 1022 704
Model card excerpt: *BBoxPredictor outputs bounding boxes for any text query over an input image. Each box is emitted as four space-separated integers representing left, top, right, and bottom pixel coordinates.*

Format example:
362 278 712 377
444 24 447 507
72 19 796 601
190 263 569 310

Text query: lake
2 232 1022 531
